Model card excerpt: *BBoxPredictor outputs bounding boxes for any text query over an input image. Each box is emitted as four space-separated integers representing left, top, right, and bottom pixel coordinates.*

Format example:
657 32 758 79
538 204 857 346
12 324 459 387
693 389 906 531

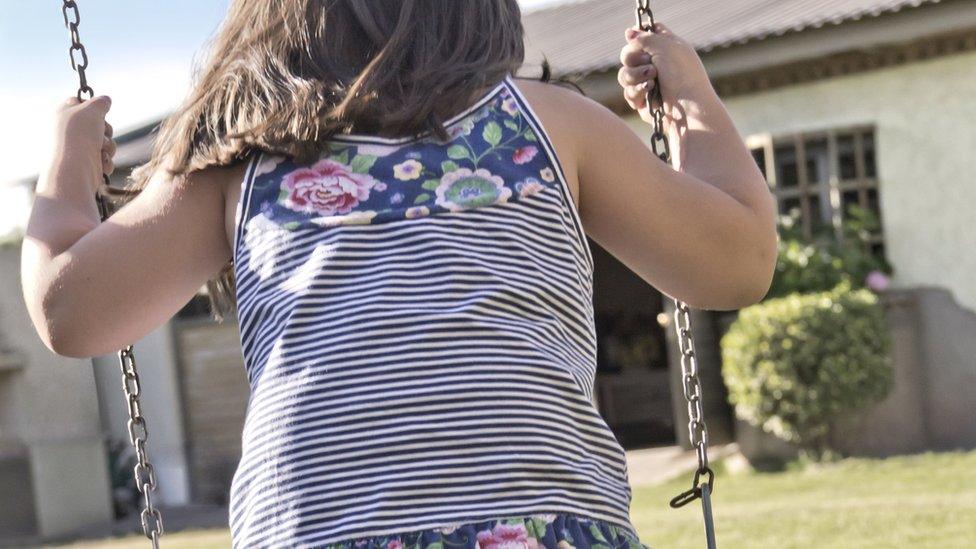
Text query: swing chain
122 346 164 546
60 2 163 546
633 2 717 546
61 0 93 101
634 1 670 163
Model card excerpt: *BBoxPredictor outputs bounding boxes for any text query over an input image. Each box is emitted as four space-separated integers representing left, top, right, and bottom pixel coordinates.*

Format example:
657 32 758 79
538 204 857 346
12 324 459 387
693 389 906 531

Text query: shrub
721 280 894 460
766 204 893 300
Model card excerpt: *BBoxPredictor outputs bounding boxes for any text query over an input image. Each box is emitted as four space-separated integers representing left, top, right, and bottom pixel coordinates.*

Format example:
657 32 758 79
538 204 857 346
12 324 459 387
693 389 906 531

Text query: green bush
721 280 894 459
766 204 893 300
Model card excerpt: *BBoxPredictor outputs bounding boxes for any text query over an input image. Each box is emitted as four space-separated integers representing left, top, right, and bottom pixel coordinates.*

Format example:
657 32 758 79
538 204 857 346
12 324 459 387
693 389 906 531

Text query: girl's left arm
21 96 242 358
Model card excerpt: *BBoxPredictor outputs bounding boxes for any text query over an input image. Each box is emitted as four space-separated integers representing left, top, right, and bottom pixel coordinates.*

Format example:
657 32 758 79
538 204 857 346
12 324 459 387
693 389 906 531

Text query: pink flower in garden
476 522 543 549
865 270 891 292
512 146 539 165
279 159 380 216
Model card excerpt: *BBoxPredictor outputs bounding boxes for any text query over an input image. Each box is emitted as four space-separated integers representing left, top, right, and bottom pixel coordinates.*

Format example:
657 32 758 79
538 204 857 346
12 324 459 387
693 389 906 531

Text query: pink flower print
501 96 519 117
476 522 543 549
435 168 512 212
394 159 424 181
512 146 538 165
279 159 380 216
516 178 545 198
865 270 891 292
385 540 404 549
540 167 556 183
447 118 476 139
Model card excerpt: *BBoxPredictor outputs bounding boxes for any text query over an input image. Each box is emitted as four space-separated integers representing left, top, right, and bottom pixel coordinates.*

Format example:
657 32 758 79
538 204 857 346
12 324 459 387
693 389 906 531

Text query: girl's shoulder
508 76 620 206
509 76 628 159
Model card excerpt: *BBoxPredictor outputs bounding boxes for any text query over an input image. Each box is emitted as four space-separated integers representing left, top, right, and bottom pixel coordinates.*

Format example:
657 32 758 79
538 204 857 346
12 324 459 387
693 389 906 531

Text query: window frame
747 125 885 258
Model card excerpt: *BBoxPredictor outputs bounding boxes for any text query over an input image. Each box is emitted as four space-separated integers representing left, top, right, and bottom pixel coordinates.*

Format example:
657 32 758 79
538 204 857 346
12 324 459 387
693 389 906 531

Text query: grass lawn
631 448 976 548
51 448 976 548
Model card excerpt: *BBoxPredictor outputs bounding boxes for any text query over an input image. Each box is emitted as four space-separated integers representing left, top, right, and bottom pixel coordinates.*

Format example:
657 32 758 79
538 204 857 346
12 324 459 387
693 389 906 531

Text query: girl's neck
349 78 505 140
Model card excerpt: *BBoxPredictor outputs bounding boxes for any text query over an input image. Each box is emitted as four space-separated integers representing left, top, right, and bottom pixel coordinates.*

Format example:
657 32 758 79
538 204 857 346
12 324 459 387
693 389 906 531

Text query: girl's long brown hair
125 0 570 322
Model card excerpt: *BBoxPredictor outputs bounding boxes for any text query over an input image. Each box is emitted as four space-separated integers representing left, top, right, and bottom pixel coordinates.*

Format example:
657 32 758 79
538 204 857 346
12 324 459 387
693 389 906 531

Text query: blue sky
0 0 560 187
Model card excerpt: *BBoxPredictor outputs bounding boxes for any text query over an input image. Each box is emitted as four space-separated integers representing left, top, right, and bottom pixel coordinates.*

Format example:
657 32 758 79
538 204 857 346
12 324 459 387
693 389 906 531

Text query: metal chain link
635 2 717 547
60 2 163 546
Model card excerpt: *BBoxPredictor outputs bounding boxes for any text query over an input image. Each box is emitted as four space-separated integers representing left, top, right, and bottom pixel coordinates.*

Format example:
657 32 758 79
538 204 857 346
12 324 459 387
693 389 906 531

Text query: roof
522 0 948 75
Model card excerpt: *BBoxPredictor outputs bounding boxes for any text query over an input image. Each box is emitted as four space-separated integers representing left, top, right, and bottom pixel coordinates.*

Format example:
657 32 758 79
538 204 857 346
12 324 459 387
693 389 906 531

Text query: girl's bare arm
568 23 778 311
21 96 242 358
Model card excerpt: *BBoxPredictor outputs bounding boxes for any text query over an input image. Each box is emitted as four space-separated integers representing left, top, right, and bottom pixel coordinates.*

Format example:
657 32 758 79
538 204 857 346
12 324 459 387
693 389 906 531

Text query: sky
0 0 562 186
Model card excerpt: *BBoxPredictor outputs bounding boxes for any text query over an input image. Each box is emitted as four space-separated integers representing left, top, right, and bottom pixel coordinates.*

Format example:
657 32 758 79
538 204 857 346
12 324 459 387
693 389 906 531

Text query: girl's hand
53 95 116 191
617 22 712 125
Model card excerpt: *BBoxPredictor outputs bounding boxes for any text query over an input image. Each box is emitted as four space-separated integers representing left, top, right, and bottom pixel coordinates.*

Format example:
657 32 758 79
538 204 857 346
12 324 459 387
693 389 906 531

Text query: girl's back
23 1 778 547
229 73 631 546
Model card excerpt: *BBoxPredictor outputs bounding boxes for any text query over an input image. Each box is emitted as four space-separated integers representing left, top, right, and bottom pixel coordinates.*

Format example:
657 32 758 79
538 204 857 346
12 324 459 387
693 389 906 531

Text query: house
1 0 974 542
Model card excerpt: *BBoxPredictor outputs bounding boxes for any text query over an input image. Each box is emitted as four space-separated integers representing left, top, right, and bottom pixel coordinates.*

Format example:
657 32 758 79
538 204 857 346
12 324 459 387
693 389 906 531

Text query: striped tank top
230 74 637 547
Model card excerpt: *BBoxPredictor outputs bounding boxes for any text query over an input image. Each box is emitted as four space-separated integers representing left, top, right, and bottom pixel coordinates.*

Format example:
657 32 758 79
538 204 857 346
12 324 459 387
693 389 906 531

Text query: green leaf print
277 188 289 202
626 536 646 549
414 192 432 204
447 145 469 160
440 160 460 173
282 221 301 230
421 179 441 191
424 542 444 549
350 154 378 174
530 517 549 540
524 128 538 142
483 121 502 147
331 149 350 165
588 523 609 544
503 119 519 131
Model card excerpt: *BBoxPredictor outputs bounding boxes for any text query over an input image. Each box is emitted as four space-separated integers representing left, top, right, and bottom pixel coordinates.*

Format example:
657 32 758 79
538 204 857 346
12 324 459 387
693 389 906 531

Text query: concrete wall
0 244 112 540
914 286 976 449
718 49 976 314
740 286 976 460
716 52 976 456
92 321 192 507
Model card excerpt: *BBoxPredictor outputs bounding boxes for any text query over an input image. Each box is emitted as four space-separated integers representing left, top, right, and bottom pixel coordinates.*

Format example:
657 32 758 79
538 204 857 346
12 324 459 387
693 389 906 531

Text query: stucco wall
718 50 976 313
0 244 112 539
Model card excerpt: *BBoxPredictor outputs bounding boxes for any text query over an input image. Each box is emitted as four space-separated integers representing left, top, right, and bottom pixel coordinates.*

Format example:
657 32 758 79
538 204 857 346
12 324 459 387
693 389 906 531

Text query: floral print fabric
323 513 651 549
243 80 563 234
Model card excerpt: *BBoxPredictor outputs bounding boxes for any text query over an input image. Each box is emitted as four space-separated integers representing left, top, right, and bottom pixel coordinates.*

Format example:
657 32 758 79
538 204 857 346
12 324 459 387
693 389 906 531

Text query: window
747 126 886 260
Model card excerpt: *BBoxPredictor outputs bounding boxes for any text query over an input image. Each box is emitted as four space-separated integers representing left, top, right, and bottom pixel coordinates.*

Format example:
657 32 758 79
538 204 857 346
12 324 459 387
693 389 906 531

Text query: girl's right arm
558 22 779 311
21 96 243 359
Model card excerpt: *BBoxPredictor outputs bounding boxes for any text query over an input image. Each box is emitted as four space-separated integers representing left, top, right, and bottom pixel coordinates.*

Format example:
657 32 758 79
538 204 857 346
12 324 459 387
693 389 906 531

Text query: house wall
91 321 192 507
717 49 976 314
720 52 976 453
0 244 112 540
613 47 976 455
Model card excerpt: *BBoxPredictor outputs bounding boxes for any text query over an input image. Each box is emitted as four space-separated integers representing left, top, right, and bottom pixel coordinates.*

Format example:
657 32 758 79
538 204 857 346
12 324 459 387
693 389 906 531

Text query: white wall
0 244 113 538
92 322 192 506
715 50 976 313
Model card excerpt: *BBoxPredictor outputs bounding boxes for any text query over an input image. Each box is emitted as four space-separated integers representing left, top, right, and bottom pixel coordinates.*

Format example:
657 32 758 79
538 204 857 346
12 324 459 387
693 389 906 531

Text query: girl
22 1 777 547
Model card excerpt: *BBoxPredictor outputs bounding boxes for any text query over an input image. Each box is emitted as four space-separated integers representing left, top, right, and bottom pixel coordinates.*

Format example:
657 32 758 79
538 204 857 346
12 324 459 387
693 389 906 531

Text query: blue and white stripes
228 75 636 547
